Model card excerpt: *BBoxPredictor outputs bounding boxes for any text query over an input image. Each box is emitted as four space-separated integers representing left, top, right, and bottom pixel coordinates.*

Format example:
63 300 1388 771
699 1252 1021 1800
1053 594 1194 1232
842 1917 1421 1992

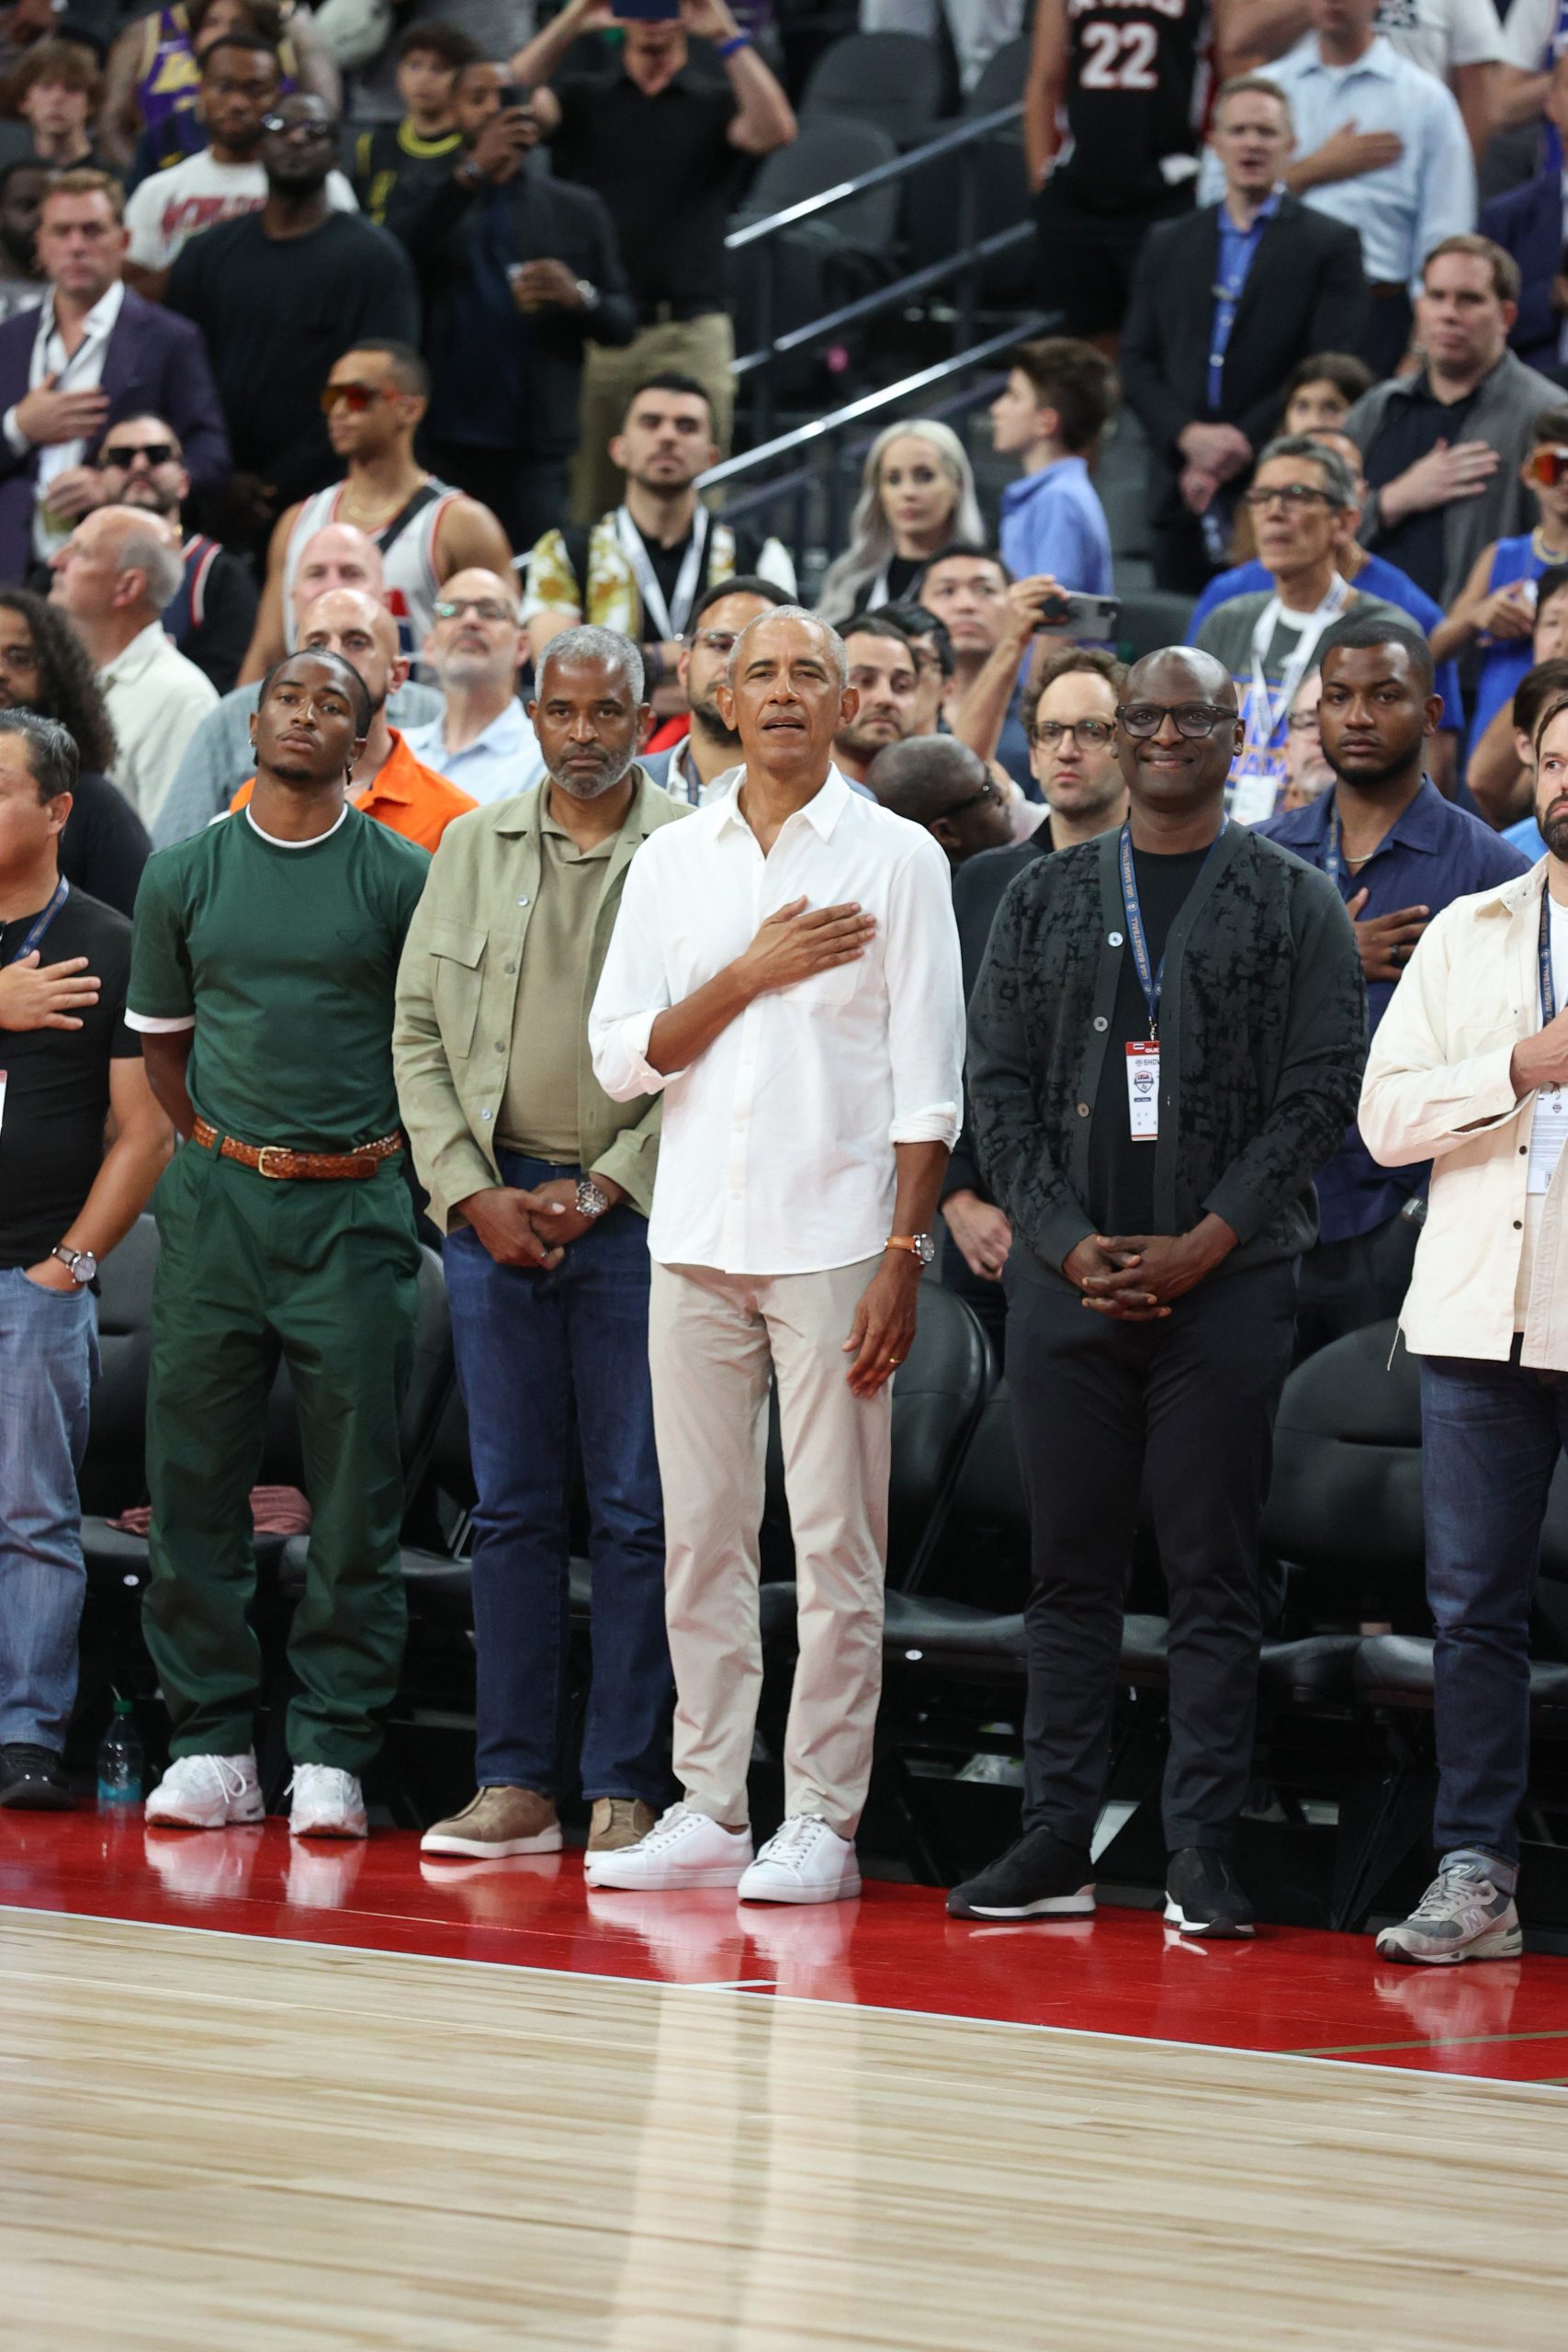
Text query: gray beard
551 748 637 800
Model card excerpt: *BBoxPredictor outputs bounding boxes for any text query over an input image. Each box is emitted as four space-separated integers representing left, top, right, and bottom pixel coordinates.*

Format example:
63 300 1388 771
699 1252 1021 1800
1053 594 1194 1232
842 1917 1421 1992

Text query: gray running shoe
1375 1856 1522 1965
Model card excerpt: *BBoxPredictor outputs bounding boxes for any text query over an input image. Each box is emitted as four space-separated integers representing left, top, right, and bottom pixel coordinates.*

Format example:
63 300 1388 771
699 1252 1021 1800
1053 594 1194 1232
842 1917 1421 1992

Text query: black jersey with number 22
1057 0 1208 214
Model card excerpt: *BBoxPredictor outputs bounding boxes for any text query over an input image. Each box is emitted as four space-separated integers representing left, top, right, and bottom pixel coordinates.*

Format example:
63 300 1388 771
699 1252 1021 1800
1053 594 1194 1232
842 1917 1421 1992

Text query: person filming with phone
510 0 796 521
395 58 637 553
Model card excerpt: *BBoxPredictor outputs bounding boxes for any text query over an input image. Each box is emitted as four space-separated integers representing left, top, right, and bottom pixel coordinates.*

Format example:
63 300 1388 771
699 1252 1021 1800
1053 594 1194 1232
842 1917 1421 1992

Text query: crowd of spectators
3 0 1568 1969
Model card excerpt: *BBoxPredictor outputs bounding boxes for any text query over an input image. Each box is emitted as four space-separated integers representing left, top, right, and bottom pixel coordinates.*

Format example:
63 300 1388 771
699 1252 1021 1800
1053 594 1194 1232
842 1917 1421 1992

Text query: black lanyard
3 876 67 966
1541 884 1557 1024
1117 823 1223 1041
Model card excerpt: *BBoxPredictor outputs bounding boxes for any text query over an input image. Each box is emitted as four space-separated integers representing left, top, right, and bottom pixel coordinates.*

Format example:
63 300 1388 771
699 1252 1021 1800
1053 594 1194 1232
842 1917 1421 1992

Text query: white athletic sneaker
583 1802 753 1891
144 1751 265 1830
738 1815 861 1905
288 1763 367 1840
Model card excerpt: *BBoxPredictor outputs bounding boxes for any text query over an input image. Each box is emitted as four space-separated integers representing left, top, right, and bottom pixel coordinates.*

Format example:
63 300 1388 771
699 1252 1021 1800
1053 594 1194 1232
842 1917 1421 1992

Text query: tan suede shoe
588 1797 658 1854
420 1786 561 1858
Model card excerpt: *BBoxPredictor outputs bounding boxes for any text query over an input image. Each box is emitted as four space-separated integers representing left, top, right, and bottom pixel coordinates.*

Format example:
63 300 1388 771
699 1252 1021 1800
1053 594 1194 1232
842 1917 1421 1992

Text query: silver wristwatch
574 277 601 312
575 1177 610 1220
51 1242 97 1285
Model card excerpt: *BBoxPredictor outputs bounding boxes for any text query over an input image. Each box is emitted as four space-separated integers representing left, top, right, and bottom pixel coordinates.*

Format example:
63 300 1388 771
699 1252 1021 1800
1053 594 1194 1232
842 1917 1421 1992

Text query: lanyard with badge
615 503 709 644
0 875 68 1139
1117 825 1223 1143
1541 886 1562 1096
1231 577 1350 824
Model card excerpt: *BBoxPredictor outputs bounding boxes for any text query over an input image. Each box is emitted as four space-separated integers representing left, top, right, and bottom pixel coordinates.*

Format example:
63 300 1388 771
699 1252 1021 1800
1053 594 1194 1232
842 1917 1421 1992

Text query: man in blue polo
1259 614 1529 1350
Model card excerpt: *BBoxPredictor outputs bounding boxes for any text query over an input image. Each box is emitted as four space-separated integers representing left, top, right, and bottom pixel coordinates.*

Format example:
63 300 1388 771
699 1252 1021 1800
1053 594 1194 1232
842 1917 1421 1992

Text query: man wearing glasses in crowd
956 649 1365 1939
1194 435 1404 823
640 575 790 806
402 571 545 806
90 413 258 695
242 343 512 680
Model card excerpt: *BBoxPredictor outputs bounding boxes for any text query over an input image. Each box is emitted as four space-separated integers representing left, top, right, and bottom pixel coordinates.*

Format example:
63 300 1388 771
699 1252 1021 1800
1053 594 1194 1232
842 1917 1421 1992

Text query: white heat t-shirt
124 150 357 274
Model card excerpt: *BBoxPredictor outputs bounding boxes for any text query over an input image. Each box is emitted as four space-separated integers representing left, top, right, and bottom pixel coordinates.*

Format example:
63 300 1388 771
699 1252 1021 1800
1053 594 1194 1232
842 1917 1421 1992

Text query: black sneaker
0 1743 73 1812
1164 1846 1254 1939
947 1827 1095 1920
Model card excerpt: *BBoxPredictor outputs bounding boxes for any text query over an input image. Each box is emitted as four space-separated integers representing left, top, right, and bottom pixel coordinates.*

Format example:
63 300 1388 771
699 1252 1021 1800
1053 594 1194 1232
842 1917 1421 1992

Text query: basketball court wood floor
5 1824 1568 2350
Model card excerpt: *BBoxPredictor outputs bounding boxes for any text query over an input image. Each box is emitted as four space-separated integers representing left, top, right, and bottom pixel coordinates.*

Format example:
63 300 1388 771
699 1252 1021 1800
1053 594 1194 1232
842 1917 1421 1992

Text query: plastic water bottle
96 1696 143 1807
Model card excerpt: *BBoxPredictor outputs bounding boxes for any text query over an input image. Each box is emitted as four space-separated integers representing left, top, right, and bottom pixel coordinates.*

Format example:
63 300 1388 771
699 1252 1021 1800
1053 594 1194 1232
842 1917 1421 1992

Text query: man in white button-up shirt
587 607 964 1905
1359 690 1568 1967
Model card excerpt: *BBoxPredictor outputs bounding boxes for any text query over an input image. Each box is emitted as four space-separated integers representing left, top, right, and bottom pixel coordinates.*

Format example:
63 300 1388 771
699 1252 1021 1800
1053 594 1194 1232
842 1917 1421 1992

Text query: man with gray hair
395 624 688 1868
586 605 964 1905
1194 435 1405 822
49 503 218 832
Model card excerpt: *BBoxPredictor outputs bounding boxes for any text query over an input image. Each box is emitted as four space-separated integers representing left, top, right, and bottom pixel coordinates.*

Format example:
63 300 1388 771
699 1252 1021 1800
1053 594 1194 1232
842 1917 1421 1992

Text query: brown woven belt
192 1116 402 1182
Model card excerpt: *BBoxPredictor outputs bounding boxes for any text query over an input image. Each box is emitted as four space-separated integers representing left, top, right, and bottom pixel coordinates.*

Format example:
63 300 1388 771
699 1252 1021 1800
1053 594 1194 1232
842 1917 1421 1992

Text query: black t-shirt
0 884 139 1269
165 211 420 501
550 69 745 309
1362 379 1481 604
355 119 463 241
1056 0 1206 215
55 770 151 921
1086 844 1209 1236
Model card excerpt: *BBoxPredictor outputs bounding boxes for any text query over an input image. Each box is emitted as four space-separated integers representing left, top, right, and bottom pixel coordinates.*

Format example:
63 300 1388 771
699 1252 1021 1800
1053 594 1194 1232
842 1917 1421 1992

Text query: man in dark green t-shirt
127 650 431 1840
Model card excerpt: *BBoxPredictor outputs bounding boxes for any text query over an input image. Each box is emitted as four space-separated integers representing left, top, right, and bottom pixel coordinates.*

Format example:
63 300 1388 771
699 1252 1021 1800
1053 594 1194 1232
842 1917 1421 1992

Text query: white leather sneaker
739 1815 861 1905
144 1751 264 1830
584 1802 753 1891
288 1764 367 1840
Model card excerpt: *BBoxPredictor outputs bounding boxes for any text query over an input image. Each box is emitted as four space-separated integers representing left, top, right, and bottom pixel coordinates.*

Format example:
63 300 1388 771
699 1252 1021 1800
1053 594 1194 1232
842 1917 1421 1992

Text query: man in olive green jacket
393 626 687 1864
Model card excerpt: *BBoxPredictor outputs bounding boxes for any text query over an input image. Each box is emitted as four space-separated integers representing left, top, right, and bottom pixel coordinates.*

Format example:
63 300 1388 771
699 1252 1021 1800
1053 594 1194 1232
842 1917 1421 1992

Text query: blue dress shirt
998 456 1113 594
1258 779 1530 1239
1209 190 1280 411
401 697 545 807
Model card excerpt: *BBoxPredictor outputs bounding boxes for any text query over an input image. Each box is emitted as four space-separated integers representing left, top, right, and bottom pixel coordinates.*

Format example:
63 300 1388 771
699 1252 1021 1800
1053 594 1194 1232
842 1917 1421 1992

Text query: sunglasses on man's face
1529 447 1568 488
96 442 175 469
320 382 395 414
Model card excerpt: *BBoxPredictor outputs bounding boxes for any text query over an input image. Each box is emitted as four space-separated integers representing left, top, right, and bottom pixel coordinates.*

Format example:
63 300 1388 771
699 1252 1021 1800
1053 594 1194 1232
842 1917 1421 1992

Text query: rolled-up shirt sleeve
589 847 675 1102
882 831 964 1147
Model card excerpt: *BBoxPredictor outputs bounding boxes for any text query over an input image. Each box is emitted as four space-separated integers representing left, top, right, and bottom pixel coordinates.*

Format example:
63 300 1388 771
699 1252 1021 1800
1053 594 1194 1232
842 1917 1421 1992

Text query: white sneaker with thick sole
144 1751 264 1830
584 1802 753 1891
739 1815 861 1905
288 1764 367 1840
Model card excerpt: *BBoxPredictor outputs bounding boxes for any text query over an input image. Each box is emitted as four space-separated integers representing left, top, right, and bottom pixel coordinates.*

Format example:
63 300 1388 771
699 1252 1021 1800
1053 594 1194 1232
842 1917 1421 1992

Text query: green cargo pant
142 1141 421 1773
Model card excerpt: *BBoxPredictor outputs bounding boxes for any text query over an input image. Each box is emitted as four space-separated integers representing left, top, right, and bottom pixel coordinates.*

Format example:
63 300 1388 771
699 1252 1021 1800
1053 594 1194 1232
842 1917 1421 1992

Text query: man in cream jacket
1360 691 1568 1965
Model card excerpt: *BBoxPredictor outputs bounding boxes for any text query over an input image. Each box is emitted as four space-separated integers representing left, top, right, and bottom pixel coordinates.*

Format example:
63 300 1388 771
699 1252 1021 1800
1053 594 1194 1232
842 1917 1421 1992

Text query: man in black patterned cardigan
953 647 1366 1940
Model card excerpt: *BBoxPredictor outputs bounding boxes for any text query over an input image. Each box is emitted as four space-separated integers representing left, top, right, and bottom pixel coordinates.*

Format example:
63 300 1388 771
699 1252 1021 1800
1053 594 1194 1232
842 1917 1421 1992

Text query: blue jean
443 1155 671 1803
0 1266 98 1753
1420 1342 1568 1866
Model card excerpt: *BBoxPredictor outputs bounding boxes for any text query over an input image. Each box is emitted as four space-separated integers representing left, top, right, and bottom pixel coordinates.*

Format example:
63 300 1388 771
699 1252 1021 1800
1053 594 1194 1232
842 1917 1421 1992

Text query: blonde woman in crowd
818 419 985 624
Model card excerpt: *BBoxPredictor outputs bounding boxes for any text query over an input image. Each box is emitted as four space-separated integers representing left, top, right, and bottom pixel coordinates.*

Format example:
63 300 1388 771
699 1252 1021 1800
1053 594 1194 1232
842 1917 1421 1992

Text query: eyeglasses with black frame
1241 481 1335 513
1116 702 1234 740
1032 716 1115 749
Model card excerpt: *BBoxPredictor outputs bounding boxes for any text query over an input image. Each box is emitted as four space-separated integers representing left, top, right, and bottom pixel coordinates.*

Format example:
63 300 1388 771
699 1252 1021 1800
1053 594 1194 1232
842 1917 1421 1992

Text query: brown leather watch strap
192 1116 402 1182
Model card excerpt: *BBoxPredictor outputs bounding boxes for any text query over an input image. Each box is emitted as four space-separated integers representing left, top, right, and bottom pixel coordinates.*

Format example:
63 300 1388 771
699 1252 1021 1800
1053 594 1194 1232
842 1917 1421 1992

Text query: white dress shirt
1196 35 1476 291
4 279 125 562
98 619 220 833
589 763 964 1275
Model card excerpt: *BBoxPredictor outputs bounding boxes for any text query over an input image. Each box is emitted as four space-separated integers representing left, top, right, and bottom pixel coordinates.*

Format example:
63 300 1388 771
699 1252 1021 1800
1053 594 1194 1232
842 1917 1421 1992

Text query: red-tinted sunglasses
1528 447 1568 487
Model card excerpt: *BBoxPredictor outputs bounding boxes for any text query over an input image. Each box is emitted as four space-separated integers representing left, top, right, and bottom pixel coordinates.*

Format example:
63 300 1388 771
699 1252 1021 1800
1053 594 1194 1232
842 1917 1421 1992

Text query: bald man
49 503 219 832
401 567 545 806
864 736 1012 871
151 522 446 847
956 647 1367 1941
231 589 477 854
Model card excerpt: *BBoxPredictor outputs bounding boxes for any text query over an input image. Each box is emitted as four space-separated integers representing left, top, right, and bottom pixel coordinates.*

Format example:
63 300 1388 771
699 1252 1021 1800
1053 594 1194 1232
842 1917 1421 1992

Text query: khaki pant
572 313 738 524
648 1258 891 1838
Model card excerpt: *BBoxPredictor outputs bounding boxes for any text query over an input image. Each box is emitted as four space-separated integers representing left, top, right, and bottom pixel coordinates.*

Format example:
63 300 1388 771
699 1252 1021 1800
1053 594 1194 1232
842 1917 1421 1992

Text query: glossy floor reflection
3 1812 1567 2083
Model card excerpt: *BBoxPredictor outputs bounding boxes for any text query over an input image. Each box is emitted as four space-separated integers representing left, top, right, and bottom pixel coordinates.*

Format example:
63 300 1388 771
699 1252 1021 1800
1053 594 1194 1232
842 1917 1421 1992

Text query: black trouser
942 1230 1009 1366
1293 1207 1419 1362
421 440 571 558
1006 1256 1298 1853
1033 178 1194 339
1151 513 1220 598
